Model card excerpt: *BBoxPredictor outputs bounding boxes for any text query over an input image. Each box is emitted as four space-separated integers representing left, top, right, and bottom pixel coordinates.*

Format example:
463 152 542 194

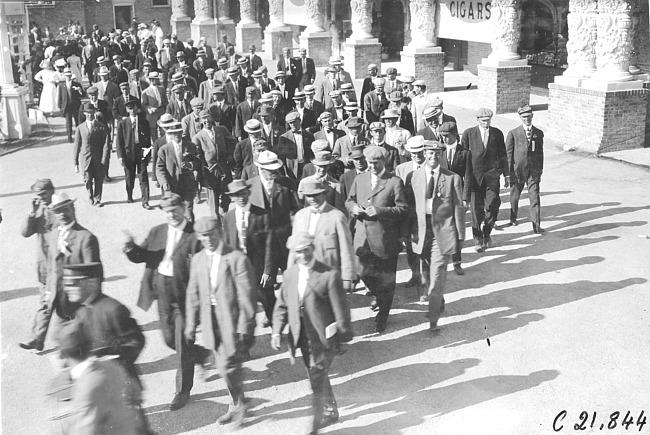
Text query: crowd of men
19 22 546 435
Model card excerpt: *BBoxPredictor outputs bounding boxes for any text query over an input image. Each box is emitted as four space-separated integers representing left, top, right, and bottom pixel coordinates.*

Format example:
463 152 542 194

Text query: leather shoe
126 197 134 204
404 276 421 288
19 339 43 351
369 298 379 311
218 402 248 427
483 236 493 249
104 176 112 182
453 264 464 275
509 220 518 227
93 201 103 207
429 323 441 334
419 294 429 302
474 238 484 253
142 203 152 210
373 322 386 333
169 392 190 411
534 226 545 234
318 412 339 429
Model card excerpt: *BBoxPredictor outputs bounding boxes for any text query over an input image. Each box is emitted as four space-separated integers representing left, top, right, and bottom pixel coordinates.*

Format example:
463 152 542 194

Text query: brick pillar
299 0 332 66
216 0 235 45
191 0 218 45
171 0 192 41
477 0 531 113
264 0 292 59
399 0 444 92
236 0 262 53
343 0 382 80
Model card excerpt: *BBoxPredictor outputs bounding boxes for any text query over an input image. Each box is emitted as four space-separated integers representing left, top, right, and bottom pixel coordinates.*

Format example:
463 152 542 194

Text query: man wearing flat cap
233 119 268 178
364 77 390 124
123 193 206 411
272 231 353 433
185 216 257 428
408 141 465 332
291 92 319 133
235 87 261 140
181 97 206 141
141 71 168 142
270 89 292 127
295 48 316 90
57 67 84 143
273 70 295 101
506 105 545 233
167 84 192 121
411 80 438 131
198 68 220 108
258 105 285 150
19 180 57 352
388 90 415 135
384 67 401 95
461 107 509 251
298 151 346 213
207 85 236 133
192 110 237 216
277 111 315 179
113 82 134 123
115 96 153 209
333 116 366 170
74 102 111 207
346 145 408 333
368 122 401 172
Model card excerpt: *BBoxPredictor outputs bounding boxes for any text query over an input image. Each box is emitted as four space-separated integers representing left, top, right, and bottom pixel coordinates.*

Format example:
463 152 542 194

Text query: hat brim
303 188 327 195
226 185 251 195
254 161 283 170
50 198 76 209
166 127 183 133
244 127 262 134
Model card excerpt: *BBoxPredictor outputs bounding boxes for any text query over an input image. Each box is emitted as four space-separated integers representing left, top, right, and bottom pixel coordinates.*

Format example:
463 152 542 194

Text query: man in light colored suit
345 146 409 333
411 80 438 131
384 67 401 95
185 217 257 428
330 58 353 90
141 71 167 142
272 232 353 433
198 68 219 109
181 97 205 141
316 67 339 109
288 179 355 289
409 141 465 331
74 103 111 206
333 116 365 170
363 77 390 124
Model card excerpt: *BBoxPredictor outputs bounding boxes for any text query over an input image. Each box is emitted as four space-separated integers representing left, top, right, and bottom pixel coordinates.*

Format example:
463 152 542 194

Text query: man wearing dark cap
123 193 206 411
298 151 346 213
235 87 260 141
224 66 246 105
272 231 353 433
506 105 545 233
408 141 465 332
384 67 401 95
57 67 84 143
207 85 236 133
368 121 401 172
291 91 318 133
388 91 415 135
295 48 316 90
360 63 379 112
19 179 57 352
185 216 258 428
167 84 192 121
339 143 368 205
74 102 111 207
273 70 295 101
233 119 267 178
259 105 285 149
192 110 237 216
112 81 133 123
314 112 346 151
181 97 206 141
364 77 390 124
277 111 315 179
345 146 408 333
460 107 509 251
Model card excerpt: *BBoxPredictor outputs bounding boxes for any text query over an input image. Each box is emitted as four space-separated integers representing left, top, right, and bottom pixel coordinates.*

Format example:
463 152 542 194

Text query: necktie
239 210 247 253
132 117 138 144
58 227 72 256
426 170 436 199
448 150 452 167
526 128 532 143
483 128 488 147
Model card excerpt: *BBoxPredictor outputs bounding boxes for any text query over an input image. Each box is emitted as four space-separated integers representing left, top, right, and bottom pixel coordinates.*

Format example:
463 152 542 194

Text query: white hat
254 151 283 170
406 136 425 153
50 192 76 209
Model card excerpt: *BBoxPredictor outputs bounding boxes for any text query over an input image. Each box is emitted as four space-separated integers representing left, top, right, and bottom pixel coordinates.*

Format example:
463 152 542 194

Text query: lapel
436 170 446 197
313 205 331 235
173 224 192 255
285 267 300 311
199 251 211 293
367 172 387 199
213 245 230 292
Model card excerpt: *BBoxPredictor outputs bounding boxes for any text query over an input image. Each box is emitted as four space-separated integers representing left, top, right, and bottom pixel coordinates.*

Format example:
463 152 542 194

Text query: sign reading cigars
438 0 494 44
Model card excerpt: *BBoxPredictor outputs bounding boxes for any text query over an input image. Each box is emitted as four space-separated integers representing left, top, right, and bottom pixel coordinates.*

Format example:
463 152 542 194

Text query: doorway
380 0 405 59
114 5 133 31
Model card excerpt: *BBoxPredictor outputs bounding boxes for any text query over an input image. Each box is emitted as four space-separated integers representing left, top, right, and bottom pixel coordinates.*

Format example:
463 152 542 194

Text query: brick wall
27 2 85 37
644 82 650 148
344 41 382 81
400 50 444 93
478 65 531 114
548 83 649 153
466 41 491 75
635 2 650 74
300 34 332 67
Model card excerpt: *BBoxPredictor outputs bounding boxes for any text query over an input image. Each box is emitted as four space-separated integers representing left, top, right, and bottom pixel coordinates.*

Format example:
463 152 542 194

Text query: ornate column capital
268 0 289 28
304 0 326 34
193 0 214 22
564 0 598 78
239 0 258 25
592 0 635 82
349 0 374 41
171 0 190 19
488 0 522 61
407 0 437 49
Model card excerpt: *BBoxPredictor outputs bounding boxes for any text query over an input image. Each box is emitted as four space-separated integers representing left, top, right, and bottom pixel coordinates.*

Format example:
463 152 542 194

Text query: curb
0 133 54 157
597 153 650 170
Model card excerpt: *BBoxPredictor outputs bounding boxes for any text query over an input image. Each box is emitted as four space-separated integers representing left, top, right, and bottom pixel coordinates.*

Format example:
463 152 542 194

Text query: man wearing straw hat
141 71 167 142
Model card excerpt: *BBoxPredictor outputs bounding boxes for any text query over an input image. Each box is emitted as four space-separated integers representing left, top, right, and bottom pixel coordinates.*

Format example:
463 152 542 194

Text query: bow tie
310 208 322 214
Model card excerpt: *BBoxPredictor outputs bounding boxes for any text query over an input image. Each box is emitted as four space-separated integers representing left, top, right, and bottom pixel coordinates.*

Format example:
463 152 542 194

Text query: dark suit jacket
192 126 236 190
125 221 201 311
22 204 56 284
440 144 473 201
359 76 376 111
314 128 346 150
112 94 130 121
416 125 441 142
235 100 261 139
345 171 409 259
506 125 544 183
260 122 285 150
461 125 509 188
152 136 168 182
292 107 318 132
273 261 352 355
155 140 201 195
166 97 191 122
79 100 112 124
276 130 315 163
295 57 316 88
304 100 325 122
398 107 415 135
57 80 83 114
233 137 264 179
363 91 390 123
207 101 235 133
115 115 152 168
185 244 257 352
74 121 111 170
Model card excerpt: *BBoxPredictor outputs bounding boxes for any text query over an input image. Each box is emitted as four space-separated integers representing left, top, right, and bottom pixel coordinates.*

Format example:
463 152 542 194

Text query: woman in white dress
34 59 60 115
67 53 83 87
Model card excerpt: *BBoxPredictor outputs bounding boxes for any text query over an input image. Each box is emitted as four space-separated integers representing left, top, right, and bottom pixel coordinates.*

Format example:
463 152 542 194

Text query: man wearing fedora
207 86 236 133
298 151 346 214
273 70 295 102
304 85 325 123
233 119 266 179
368 122 401 173
234 87 261 141
277 111 315 179
74 102 111 207
156 122 202 221
185 216 257 428
461 108 509 251
506 105 545 234
333 116 365 171
115 96 152 209
19 179 57 352
271 232 353 433
346 146 408 333
408 141 465 331
417 106 443 141
141 71 167 142
193 110 237 216
364 77 390 124
57 67 84 143
182 97 207 141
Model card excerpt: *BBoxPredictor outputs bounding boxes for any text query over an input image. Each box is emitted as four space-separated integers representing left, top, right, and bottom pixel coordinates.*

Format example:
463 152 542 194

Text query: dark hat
62 262 103 281
31 179 54 192
518 105 533 115
438 122 457 135
226 179 252 195
389 91 403 102
176 50 186 57
252 139 268 150
212 85 225 94
194 216 221 234
249 44 256 50
311 151 335 166
476 107 494 118
424 140 445 151
363 145 388 161
347 116 363 128
58 319 91 360
86 86 99 95
159 193 184 210
286 231 314 251
119 82 130 89
349 144 366 159
259 106 274 116
81 102 96 112
301 179 327 195
124 96 140 107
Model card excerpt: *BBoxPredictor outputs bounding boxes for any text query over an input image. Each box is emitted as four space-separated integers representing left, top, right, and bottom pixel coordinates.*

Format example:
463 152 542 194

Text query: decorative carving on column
240 0 257 24
268 0 286 28
593 0 634 82
305 0 326 33
488 0 522 61
194 0 213 21
349 0 374 40
171 0 189 18
216 0 231 20
628 0 647 74
564 0 598 78
407 0 436 48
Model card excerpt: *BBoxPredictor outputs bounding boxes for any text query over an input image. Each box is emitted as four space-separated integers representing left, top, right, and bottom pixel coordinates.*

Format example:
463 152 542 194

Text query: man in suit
276 111 315 179
259 105 285 150
333 116 365 170
156 122 202 221
192 110 237 216
74 103 111 207
185 217 257 428
235 87 260 140
326 91 346 125
141 71 167 142
345 146 408 333
316 67 339 109
383 108 412 159
416 107 443 141
411 80 438 132
298 151 346 213
461 108 509 251
339 144 368 205
330 58 353 89
123 193 206 411
506 105 545 233
359 63 379 111
289 179 354 286
368 122 401 172
388 91 415 135
206 86 236 133
271 232 353 433
181 97 206 141
304 85 325 124
214 58 230 83
251 70 271 99
247 44 263 71
273 70 295 101
151 114 176 192
314 112 345 150
237 57 253 86
58 67 84 143
295 48 316 90
115 97 152 209
96 66 121 112
292 91 318 133
166 84 192 121
112 82 132 123
277 47 294 76
364 77 390 124
384 67 401 95
19 180 57 352
233 119 266 178
409 141 465 331
217 35 234 60
270 90 293 128
225 45 241 68
198 68 218 108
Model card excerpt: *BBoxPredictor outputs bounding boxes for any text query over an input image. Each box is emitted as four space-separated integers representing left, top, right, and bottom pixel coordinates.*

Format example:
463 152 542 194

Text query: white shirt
425 167 439 214
325 130 334 147
296 106 304 119
294 131 304 162
308 201 327 235
158 220 187 276
297 258 316 304
173 141 183 164
58 220 76 255
259 171 274 196
370 168 386 190
478 125 489 146
131 116 139 144
206 245 223 292
235 202 251 250
445 142 457 165
412 160 423 172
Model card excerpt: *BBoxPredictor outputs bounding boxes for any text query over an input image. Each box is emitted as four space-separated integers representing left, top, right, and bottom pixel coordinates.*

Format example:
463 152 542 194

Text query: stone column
559 0 597 84
299 0 332 66
216 0 236 45
171 0 192 41
191 0 218 45
0 3 31 140
628 0 650 79
478 0 531 114
344 0 382 80
399 0 445 92
264 0 292 59
236 0 262 53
